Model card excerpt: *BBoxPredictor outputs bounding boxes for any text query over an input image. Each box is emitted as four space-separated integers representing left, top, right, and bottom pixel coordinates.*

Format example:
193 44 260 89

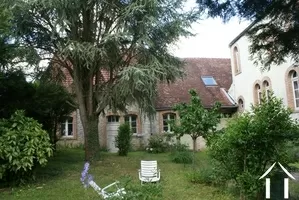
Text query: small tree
115 123 132 156
173 89 221 152
208 93 299 199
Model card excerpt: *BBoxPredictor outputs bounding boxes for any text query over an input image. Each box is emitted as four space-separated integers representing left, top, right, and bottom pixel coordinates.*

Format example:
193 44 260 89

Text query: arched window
255 84 262 104
263 80 271 99
125 114 137 134
233 46 241 74
292 71 299 108
162 113 176 132
237 98 244 112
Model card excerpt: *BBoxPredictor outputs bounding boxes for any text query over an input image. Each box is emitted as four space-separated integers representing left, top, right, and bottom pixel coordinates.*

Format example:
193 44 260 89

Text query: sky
170 0 251 58
171 17 250 58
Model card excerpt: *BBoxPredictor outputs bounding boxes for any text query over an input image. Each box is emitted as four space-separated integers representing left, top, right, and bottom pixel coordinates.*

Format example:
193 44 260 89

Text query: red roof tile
156 58 236 109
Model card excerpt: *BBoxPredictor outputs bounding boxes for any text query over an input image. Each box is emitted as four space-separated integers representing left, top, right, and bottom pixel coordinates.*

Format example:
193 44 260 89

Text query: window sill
132 133 143 138
162 131 174 134
61 136 76 140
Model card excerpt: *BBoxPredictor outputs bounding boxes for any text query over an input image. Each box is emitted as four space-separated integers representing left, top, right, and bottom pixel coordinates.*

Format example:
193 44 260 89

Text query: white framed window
292 71 299 108
125 114 137 134
61 117 73 137
162 113 176 132
107 115 120 123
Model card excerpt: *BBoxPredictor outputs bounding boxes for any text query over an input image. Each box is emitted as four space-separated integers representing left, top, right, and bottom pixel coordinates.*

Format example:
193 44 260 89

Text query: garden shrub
146 134 169 153
208 93 299 199
119 176 163 200
169 143 192 164
0 110 53 185
187 167 217 185
284 141 299 164
115 123 132 156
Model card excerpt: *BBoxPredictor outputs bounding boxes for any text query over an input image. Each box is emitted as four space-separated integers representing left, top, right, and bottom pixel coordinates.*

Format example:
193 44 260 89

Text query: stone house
57 58 237 151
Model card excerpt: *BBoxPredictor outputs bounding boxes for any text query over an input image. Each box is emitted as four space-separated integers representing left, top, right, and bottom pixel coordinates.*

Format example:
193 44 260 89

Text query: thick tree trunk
84 114 100 161
192 137 197 152
73 66 100 161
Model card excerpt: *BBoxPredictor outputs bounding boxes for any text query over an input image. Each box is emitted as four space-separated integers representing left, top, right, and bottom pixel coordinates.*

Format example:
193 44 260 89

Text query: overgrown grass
0 148 236 200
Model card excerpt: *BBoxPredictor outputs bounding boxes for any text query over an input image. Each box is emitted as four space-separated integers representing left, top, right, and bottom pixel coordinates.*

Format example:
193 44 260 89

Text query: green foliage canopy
196 0 299 70
0 70 76 147
7 0 201 160
172 89 221 151
208 93 299 199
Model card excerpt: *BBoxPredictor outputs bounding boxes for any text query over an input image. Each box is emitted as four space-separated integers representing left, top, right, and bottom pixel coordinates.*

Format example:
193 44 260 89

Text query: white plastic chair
138 160 161 184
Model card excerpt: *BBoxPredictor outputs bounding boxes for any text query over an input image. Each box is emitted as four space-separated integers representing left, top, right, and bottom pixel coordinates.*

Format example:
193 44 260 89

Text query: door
106 115 120 152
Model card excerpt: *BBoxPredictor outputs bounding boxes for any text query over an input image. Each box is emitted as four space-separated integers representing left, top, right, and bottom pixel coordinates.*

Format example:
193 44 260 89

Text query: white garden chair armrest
102 181 120 191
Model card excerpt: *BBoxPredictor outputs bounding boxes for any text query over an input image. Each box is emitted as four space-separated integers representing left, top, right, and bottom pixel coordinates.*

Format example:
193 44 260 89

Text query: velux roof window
201 76 217 86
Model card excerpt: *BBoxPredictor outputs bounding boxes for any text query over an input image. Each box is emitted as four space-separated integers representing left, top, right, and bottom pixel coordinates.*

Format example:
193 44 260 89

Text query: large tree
196 0 299 70
9 0 200 160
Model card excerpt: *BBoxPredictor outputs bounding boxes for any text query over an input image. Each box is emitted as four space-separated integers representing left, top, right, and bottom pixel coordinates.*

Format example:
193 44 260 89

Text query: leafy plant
208 93 299 199
113 176 163 200
115 123 132 156
146 134 169 153
169 143 192 164
187 167 217 185
172 89 222 151
0 110 53 185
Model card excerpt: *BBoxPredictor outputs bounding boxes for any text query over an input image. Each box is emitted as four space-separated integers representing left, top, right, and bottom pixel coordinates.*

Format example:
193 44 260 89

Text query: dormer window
201 76 217 86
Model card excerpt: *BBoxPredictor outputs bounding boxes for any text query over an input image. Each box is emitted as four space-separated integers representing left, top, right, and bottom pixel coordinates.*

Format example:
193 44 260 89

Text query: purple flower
87 174 93 183
81 162 91 188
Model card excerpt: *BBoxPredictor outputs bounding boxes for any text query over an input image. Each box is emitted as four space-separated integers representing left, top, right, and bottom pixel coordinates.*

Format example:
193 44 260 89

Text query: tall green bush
115 123 132 156
0 110 53 185
208 93 299 199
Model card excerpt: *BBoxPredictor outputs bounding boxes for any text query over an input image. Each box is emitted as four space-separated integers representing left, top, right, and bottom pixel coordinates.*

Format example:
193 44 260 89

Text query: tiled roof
156 58 236 109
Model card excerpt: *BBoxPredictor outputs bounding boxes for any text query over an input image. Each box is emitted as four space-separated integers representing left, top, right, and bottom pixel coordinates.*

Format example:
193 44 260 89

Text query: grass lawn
0 148 236 200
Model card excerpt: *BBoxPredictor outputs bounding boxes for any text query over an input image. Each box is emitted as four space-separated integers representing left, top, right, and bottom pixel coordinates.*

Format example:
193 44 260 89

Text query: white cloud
171 17 250 58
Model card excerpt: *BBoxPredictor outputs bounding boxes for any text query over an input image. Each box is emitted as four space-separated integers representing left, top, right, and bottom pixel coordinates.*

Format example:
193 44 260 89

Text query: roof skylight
201 76 217 86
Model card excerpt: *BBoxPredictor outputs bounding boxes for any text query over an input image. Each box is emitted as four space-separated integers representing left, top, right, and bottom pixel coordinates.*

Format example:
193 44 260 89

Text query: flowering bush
146 134 169 153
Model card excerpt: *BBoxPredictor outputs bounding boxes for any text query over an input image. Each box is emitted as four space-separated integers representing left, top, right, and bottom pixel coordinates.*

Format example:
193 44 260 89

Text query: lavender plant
80 162 93 188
